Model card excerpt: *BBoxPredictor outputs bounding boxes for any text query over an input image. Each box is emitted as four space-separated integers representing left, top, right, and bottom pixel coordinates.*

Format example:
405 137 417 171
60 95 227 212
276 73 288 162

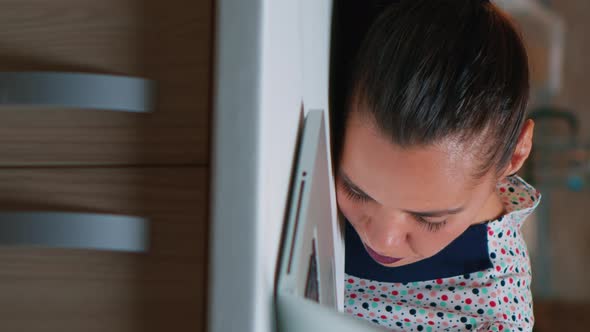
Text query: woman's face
337 111 505 267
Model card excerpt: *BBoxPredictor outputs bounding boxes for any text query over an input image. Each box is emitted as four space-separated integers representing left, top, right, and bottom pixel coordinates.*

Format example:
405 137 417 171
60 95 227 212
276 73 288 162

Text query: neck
473 191 505 225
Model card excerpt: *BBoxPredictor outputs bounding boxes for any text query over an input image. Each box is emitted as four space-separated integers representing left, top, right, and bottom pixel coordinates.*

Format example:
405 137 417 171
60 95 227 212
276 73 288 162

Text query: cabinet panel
0 167 208 331
0 0 212 165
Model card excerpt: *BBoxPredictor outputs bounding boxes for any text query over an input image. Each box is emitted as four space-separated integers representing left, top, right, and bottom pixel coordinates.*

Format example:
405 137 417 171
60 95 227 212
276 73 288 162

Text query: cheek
410 216 473 258
409 228 447 256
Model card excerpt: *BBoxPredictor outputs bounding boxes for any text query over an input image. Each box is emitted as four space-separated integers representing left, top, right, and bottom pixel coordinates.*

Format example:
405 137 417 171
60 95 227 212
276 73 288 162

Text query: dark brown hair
333 0 529 177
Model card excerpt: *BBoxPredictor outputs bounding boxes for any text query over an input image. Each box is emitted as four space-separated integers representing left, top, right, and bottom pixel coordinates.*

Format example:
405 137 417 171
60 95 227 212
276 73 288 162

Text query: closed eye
342 181 448 231
341 181 371 203
411 214 447 232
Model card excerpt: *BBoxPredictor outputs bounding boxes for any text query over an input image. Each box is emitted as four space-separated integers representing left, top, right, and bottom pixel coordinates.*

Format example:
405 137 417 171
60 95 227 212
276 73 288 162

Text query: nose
364 211 412 258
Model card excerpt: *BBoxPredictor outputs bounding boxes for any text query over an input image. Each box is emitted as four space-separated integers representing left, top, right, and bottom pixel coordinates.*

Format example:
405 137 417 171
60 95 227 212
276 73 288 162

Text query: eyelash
341 183 370 203
342 182 447 232
413 215 447 232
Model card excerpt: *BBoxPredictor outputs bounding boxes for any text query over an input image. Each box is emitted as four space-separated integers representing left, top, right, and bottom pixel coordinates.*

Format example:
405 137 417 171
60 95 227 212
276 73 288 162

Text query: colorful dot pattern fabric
344 176 541 331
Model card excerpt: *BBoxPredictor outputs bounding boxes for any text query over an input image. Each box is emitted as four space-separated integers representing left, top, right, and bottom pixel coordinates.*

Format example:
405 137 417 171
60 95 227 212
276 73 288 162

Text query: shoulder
344 255 534 330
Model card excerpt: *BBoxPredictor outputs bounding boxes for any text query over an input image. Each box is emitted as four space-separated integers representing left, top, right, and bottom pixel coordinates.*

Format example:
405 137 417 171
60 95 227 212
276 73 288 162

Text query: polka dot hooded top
344 175 541 331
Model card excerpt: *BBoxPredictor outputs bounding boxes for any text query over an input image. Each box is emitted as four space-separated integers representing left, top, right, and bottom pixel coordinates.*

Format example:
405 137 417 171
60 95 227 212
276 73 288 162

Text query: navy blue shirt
345 219 493 283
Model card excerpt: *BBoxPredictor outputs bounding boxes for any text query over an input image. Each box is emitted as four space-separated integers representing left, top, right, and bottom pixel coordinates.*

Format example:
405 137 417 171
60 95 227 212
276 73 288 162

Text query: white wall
209 1 334 332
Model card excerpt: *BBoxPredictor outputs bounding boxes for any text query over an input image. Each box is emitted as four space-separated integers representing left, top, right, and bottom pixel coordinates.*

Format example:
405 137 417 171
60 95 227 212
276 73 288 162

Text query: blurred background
494 0 590 330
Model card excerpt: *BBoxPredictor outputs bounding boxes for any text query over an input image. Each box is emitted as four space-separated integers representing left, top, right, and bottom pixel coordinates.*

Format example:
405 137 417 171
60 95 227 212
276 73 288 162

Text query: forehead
340 112 479 209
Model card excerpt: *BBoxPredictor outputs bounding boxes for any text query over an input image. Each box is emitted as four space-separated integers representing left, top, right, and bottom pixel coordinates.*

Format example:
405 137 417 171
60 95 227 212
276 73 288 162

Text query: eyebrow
338 170 464 217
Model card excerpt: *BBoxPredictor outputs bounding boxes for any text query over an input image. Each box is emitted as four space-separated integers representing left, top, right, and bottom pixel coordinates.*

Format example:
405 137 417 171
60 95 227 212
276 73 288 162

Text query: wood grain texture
0 167 209 331
0 0 212 166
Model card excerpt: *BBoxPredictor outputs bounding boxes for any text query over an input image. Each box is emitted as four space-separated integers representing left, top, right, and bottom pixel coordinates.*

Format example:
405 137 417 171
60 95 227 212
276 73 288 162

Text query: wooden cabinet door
0 0 212 166
0 167 208 331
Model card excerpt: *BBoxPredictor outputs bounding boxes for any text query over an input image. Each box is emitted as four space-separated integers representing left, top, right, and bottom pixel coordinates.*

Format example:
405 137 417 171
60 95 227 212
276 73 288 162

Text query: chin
377 256 422 268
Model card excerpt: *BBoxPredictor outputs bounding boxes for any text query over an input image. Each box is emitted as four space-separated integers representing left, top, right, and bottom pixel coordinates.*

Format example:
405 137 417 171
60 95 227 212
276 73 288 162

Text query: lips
363 244 402 265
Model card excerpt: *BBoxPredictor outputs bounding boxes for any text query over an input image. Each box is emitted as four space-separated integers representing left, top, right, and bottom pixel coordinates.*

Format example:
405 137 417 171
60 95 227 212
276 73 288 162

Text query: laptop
275 110 388 332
